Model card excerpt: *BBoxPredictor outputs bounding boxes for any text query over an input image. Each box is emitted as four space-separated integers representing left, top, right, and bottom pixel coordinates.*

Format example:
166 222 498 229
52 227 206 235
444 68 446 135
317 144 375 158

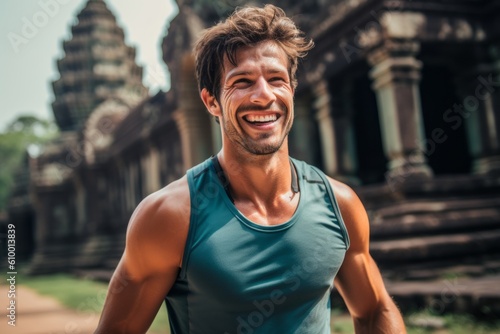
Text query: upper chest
185 199 347 306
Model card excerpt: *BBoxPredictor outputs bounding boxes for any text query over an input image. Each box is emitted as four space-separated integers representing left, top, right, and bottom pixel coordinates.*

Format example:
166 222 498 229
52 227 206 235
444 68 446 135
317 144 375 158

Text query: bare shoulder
130 175 190 225
124 176 191 277
325 177 364 214
325 176 370 251
127 175 190 234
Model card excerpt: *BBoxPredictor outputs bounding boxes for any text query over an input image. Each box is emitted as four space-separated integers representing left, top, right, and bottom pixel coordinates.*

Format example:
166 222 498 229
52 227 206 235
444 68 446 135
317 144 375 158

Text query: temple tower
51 0 147 132
27 0 148 274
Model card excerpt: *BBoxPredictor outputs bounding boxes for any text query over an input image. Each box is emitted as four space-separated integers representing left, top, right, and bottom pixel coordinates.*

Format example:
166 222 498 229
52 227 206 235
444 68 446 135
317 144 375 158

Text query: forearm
353 300 406 334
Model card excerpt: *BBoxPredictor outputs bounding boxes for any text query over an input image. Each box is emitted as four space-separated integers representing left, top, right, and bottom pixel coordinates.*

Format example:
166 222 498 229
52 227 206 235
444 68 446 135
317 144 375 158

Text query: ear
200 88 221 117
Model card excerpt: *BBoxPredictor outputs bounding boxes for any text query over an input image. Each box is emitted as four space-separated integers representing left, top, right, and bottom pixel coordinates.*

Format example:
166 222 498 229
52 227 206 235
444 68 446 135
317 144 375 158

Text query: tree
0 114 58 211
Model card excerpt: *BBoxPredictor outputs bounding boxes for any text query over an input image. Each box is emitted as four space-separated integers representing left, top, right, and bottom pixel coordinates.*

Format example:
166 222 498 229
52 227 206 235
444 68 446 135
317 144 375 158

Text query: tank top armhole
310 166 350 250
178 167 199 280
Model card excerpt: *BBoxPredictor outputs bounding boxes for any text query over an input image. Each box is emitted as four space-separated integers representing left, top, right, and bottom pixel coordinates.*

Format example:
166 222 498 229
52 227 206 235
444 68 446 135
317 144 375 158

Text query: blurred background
1 0 500 333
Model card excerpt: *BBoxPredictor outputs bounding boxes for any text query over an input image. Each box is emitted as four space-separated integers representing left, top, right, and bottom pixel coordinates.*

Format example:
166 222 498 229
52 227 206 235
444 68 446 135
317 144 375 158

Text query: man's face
211 41 294 156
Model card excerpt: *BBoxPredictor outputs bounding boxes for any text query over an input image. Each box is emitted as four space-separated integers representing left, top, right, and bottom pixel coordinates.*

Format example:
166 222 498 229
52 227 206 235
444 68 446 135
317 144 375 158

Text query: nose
250 77 276 106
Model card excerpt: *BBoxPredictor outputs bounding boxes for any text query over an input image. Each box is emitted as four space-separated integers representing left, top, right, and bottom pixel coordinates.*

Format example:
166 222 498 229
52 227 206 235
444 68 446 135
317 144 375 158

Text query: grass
331 308 500 334
405 311 500 334
20 273 170 333
19 273 500 334
330 312 355 333
21 273 108 312
331 312 500 334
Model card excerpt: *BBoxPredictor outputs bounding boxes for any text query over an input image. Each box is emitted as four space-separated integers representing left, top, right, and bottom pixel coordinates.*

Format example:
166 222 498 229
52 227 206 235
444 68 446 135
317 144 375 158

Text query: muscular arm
331 179 406 334
95 177 190 334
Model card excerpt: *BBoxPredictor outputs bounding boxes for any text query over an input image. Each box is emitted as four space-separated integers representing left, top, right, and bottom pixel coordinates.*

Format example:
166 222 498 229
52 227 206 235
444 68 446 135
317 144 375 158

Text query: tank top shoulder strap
187 158 212 182
294 159 350 250
181 158 213 279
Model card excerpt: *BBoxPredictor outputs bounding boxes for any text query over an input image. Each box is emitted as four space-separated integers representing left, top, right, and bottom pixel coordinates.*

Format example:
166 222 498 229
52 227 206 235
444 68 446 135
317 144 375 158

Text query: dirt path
0 285 100 334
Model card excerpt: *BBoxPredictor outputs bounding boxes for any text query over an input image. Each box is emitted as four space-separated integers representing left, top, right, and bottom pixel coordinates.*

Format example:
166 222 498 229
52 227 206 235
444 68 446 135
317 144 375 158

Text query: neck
217 147 293 204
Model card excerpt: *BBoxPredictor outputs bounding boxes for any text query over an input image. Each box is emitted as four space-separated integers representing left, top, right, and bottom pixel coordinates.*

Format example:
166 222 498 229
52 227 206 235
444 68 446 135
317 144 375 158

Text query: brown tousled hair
193 4 314 101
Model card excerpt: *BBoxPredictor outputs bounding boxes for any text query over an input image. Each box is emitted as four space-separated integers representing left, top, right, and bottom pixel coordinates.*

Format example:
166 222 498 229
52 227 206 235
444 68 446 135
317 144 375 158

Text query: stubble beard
221 111 292 156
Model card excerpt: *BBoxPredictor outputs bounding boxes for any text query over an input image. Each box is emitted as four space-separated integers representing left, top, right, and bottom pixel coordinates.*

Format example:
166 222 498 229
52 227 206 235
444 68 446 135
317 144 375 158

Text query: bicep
330 179 389 318
335 251 388 319
96 256 178 333
96 182 190 333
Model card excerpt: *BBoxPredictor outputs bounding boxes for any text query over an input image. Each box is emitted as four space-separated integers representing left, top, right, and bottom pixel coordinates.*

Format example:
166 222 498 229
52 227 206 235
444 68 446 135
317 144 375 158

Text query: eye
234 78 251 84
233 78 252 88
269 77 287 85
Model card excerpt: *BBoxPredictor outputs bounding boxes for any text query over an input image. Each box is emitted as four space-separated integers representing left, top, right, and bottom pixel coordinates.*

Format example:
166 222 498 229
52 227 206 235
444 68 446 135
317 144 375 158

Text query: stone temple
6 0 500 315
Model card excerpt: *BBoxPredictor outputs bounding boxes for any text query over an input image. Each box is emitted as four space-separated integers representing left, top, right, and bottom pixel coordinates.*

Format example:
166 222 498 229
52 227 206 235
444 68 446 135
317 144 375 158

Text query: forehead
222 41 289 77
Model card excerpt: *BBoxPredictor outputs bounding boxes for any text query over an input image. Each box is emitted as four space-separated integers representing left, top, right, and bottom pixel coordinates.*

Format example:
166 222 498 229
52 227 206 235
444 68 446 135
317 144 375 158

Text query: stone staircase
26 240 83 275
71 234 125 281
368 196 500 279
354 174 500 318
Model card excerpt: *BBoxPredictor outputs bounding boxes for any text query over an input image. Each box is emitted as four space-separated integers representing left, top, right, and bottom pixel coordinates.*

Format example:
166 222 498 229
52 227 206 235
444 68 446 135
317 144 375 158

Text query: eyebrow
226 68 287 81
226 70 252 81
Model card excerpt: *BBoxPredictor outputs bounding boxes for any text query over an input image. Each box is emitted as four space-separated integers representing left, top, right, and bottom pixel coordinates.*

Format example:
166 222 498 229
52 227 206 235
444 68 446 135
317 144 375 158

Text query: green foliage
0 114 58 210
7 114 55 134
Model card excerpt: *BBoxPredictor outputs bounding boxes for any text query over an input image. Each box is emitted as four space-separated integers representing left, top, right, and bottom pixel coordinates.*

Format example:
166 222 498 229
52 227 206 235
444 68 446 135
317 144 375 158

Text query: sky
0 0 179 132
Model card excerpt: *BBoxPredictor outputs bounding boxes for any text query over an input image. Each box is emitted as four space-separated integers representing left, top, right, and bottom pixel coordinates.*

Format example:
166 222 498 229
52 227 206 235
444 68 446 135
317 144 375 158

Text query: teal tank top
165 157 350 334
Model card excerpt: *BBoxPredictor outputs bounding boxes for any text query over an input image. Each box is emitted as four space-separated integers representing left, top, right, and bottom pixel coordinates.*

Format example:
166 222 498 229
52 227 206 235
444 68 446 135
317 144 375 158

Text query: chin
242 139 285 155
250 147 281 155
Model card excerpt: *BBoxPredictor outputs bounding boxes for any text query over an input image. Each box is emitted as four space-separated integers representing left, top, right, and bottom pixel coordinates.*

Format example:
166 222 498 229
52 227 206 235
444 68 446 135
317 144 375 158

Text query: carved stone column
141 143 161 195
368 40 433 184
313 80 359 183
163 6 213 170
455 57 500 175
174 55 214 170
332 82 360 184
289 92 320 166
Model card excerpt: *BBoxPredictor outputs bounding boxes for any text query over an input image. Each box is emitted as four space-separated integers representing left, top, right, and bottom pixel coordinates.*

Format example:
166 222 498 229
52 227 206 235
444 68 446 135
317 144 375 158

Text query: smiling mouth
243 114 279 124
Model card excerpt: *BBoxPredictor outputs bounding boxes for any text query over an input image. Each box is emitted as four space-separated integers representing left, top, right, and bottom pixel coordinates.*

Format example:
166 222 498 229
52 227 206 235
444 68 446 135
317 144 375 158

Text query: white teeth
246 114 277 123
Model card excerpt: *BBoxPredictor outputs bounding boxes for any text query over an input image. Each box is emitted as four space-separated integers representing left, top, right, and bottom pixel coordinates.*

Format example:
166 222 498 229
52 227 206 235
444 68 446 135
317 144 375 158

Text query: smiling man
205 40 294 157
95 5 406 334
